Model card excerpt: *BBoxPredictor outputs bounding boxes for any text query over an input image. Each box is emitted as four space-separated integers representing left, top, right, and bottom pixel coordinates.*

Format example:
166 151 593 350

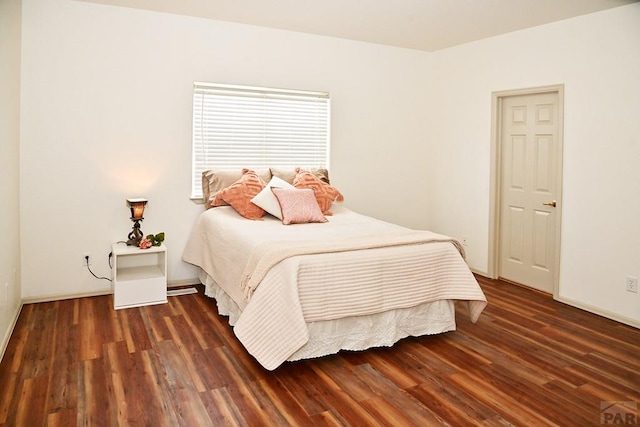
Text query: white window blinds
192 82 330 199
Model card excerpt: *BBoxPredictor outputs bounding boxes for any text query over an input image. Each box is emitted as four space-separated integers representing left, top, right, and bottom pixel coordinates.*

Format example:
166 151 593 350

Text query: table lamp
126 198 147 246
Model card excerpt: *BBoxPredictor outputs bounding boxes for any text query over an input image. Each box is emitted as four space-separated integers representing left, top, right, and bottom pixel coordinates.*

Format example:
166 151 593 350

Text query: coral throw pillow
293 168 344 215
271 187 327 225
212 169 267 220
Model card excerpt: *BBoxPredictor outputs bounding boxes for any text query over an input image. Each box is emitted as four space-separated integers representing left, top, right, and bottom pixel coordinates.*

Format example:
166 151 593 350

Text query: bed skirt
199 270 457 363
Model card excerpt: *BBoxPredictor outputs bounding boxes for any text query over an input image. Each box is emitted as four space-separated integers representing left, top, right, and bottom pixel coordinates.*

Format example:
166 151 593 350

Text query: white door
498 91 562 294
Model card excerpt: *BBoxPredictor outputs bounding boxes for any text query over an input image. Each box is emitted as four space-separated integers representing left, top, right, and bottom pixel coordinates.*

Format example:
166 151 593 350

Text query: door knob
543 200 557 207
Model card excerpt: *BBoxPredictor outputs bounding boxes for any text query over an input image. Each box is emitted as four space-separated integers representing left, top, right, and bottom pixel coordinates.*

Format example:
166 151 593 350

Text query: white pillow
250 176 295 219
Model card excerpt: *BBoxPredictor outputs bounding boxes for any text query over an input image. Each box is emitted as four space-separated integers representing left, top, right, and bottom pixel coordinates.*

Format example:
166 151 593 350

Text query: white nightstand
112 243 167 310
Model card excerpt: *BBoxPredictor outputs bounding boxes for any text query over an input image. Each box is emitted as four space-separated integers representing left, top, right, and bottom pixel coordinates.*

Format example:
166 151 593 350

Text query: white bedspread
183 205 412 309
183 205 487 370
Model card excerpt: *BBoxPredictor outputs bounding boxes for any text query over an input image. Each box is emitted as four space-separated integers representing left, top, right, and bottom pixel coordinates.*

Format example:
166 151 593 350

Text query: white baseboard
556 295 640 329
470 268 490 278
20 278 202 305
0 301 23 364
168 278 201 288
22 289 112 305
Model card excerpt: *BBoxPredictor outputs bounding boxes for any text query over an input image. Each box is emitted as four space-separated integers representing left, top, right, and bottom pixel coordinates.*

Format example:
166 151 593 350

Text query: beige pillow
202 168 271 207
270 167 330 185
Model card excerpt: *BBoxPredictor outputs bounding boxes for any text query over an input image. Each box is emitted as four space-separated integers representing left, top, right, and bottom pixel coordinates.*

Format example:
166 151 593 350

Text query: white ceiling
79 0 637 51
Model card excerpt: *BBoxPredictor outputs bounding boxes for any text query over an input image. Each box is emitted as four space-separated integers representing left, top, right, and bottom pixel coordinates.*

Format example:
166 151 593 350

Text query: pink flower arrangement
138 238 153 249
138 232 164 249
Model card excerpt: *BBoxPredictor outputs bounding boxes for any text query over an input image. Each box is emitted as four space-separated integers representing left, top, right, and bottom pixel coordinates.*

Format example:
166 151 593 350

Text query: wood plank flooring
1 276 639 426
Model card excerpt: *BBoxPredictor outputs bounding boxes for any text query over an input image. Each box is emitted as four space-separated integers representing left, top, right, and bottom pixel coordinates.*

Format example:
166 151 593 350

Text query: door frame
488 84 564 298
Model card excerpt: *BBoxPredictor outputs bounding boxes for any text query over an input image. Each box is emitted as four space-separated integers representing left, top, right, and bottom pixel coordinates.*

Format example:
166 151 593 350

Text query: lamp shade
126 198 147 220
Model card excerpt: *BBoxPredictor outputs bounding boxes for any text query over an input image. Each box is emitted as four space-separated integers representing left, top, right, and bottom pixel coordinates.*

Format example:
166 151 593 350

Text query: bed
182 168 487 370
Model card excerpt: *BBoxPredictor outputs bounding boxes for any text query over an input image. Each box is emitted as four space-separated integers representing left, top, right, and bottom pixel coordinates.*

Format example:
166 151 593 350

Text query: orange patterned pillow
293 168 344 215
202 168 271 208
212 169 267 220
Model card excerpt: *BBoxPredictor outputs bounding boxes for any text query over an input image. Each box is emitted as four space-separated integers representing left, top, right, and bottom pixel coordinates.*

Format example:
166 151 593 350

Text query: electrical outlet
626 276 638 293
83 253 92 267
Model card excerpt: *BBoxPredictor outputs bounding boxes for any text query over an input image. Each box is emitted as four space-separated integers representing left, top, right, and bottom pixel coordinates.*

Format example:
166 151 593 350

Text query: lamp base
127 220 144 246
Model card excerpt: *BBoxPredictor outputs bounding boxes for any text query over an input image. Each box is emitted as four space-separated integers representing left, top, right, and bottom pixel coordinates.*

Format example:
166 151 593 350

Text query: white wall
0 0 23 354
19 0 432 300
427 3 640 323
18 0 640 326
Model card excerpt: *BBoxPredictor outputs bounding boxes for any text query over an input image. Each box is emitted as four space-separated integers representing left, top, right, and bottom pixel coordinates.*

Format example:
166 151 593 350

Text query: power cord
85 254 112 282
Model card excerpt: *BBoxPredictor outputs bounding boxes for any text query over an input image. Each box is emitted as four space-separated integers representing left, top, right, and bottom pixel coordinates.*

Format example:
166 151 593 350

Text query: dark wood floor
0 276 639 426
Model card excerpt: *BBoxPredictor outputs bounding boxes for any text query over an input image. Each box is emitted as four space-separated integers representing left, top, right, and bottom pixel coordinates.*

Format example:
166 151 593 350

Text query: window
191 82 330 199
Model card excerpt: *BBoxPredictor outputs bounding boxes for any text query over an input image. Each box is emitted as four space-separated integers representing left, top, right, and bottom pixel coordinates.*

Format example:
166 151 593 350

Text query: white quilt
183 205 487 370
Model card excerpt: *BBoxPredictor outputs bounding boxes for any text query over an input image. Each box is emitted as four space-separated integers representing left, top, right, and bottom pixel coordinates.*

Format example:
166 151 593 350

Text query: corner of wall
0 302 23 363
0 0 23 362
